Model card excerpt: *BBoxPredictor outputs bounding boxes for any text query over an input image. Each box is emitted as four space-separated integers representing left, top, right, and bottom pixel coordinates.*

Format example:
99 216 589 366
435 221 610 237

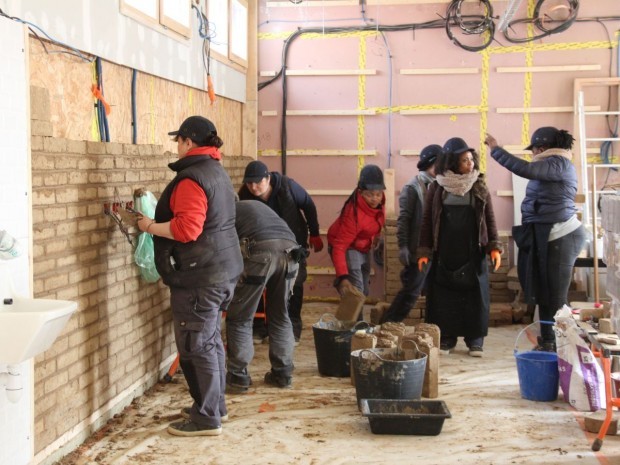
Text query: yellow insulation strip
358 35 366 174
479 48 490 173
521 0 536 149
90 61 100 141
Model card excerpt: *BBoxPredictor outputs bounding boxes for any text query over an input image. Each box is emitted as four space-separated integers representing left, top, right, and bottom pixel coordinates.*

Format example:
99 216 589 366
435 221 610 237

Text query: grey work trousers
345 248 371 296
170 282 236 428
226 239 299 385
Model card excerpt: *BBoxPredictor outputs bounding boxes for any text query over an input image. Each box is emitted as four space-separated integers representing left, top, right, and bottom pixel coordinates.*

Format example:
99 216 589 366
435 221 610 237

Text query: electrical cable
95 57 110 142
503 0 579 44
0 7 92 62
131 69 138 145
445 0 495 53
265 20 445 174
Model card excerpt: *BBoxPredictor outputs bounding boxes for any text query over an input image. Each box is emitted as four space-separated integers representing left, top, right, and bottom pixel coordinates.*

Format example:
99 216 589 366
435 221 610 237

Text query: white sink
0 297 77 364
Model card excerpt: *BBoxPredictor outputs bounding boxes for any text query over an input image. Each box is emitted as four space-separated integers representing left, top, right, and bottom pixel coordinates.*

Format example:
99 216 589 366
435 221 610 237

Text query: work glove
337 278 356 297
490 249 501 272
308 235 324 253
417 257 429 273
398 247 411 267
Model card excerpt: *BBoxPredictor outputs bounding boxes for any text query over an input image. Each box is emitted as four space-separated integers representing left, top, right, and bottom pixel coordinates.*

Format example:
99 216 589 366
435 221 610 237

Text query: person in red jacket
327 164 386 297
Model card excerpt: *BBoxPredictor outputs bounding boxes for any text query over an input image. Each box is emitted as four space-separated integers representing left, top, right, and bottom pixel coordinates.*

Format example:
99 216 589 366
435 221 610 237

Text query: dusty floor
56 303 620 465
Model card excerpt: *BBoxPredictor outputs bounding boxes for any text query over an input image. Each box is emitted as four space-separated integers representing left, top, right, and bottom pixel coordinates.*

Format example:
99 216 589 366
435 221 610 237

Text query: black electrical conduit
260 21 447 174
131 69 138 144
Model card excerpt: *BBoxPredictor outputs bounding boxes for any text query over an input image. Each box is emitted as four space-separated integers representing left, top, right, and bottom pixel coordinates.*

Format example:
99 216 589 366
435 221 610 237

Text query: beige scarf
436 169 480 196
532 148 572 162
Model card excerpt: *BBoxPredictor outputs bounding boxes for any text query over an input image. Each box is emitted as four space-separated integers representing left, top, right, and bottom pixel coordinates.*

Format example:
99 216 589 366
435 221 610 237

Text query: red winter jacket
327 190 386 278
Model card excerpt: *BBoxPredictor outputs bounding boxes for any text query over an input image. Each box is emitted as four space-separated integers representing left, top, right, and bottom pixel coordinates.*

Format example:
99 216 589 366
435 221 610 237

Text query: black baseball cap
417 144 442 170
243 160 270 183
443 137 474 155
525 126 560 151
358 164 385 190
168 116 217 144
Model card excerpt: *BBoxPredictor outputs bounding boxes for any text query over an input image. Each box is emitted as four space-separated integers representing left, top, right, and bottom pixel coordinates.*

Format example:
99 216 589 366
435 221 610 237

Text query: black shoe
468 346 483 357
264 371 292 389
534 342 556 352
439 343 455 355
226 382 249 394
167 419 222 437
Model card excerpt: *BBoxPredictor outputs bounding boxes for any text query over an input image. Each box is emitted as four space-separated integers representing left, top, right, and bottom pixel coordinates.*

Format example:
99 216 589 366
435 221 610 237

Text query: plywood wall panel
29 38 245 156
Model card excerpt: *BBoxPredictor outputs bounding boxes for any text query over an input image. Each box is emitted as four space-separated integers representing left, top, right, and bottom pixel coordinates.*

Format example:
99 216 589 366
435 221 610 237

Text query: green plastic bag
134 191 160 283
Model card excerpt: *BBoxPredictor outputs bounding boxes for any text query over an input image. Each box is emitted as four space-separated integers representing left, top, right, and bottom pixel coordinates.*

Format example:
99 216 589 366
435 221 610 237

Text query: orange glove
308 235 324 253
417 257 429 273
490 249 501 272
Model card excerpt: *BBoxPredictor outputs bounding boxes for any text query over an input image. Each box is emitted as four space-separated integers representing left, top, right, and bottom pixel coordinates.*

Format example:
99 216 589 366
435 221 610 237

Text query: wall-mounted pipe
0 364 23 403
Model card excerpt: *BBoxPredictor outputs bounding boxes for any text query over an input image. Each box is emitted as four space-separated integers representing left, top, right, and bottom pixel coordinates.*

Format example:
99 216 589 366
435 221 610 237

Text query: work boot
264 371 292 389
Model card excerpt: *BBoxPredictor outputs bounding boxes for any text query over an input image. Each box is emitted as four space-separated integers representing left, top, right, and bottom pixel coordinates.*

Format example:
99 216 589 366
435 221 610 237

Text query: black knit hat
168 116 217 145
243 160 270 183
525 126 560 151
358 164 385 190
443 137 474 155
417 144 442 171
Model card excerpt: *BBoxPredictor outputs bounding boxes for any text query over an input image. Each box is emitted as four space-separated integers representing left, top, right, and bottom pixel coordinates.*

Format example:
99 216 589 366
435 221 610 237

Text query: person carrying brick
238 160 322 345
137 116 243 437
225 200 303 392
328 164 386 299
380 144 442 324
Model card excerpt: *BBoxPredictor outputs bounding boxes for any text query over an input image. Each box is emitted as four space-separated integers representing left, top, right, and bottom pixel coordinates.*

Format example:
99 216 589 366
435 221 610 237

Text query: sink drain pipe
0 364 22 403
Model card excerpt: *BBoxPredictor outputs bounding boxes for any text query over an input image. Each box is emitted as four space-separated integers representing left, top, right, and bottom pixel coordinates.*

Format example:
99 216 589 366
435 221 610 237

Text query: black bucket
312 314 369 377
351 342 427 409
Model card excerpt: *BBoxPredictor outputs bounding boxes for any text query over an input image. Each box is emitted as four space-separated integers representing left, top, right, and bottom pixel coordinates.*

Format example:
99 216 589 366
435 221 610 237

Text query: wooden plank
260 69 377 77
497 64 601 73
497 190 513 197
400 150 420 156
400 108 479 115
401 68 479 75
307 189 353 196
267 0 472 6
259 149 377 156
496 106 601 114
261 109 376 116
503 145 600 155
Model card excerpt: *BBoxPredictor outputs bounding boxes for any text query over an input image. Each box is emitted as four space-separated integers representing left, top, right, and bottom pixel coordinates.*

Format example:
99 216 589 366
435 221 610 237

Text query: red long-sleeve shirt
169 147 222 243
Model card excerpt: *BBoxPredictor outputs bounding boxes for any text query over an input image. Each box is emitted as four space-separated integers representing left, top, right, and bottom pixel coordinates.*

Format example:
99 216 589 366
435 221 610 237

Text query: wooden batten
400 108 478 115
261 109 376 116
496 64 601 73
496 106 601 114
260 69 377 77
260 149 377 157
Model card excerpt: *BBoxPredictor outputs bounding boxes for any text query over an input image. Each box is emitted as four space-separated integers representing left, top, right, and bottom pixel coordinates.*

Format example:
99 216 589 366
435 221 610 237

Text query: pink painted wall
257 0 620 299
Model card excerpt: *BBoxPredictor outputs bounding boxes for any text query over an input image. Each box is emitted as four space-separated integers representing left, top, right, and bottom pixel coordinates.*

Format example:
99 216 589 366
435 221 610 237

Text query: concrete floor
56 303 620 465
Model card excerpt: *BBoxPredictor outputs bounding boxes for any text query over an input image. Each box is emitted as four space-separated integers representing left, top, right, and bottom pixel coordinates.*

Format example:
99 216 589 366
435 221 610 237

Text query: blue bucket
514 321 559 401
515 351 559 401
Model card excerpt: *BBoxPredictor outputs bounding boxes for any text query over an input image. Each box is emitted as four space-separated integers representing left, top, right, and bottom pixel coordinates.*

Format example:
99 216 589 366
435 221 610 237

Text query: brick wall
29 86 251 454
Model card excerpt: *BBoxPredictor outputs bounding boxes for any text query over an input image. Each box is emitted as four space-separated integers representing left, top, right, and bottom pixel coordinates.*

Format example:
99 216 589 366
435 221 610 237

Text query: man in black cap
137 115 243 436
380 145 441 323
238 160 322 345
226 200 302 392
